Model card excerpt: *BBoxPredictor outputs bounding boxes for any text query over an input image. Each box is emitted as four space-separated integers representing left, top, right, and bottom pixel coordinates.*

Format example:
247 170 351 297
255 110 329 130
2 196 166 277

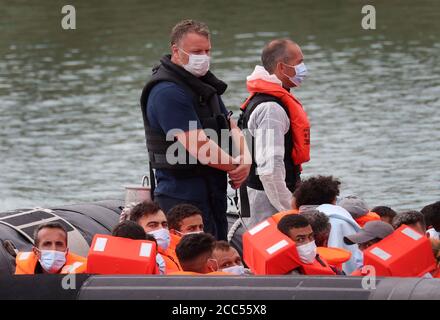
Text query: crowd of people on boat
14 19 439 279
14 176 440 278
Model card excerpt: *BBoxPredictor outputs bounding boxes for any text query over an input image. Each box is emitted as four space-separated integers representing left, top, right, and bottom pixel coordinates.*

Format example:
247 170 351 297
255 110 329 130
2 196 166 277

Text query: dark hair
261 39 295 73
167 204 203 231
129 201 162 223
301 210 330 247
213 240 232 252
277 214 310 237
392 210 425 230
421 201 440 229
372 206 397 219
294 175 341 208
175 233 216 265
112 221 147 240
170 19 210 46
33 222 67 247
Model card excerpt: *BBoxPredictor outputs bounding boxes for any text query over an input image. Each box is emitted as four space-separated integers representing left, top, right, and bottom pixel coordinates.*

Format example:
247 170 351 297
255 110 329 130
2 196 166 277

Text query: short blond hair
170 19 210 46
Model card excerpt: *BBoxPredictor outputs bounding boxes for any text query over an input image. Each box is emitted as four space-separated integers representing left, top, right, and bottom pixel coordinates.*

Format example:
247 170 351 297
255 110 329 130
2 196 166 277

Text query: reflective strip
266 240 289 255
249 220 270 236
18 252 32 261
370 247 391 261
139 242 152 257
401 227 422 241
93 237 108 252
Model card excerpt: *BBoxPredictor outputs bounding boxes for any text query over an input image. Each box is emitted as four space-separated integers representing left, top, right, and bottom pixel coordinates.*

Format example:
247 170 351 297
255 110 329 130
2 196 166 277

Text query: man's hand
228 156 251 189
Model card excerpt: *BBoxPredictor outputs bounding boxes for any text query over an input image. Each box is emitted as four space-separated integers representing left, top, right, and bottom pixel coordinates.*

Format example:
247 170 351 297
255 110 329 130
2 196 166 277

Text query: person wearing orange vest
292 176 362 274
211 241 252 275
167 203 205 251
174 232 233 275
299 209 351 271
15 222 86 275
111 220 161 274
128 201 181 273
239 39 310 229
277 214 340 275
392 210 426 235
343 220 394 276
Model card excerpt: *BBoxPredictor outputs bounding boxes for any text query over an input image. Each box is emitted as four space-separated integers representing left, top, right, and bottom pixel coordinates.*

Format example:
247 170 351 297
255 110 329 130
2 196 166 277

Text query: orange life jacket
169 232 182 252
297 255 337 275
271 210 299 224
87 234 157 274
241 79 310 166
317 247 352 270
158 246 182 274
363 225 436 277
355 212 381 227
243 217 336 276
15 251 87 275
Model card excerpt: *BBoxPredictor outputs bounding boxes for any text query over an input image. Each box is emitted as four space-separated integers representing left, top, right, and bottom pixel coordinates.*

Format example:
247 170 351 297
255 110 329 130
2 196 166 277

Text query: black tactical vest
238 93 301 192
140 55 230 177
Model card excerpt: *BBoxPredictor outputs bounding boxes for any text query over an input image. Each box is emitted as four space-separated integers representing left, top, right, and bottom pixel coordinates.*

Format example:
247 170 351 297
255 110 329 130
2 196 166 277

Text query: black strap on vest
238 183 251 218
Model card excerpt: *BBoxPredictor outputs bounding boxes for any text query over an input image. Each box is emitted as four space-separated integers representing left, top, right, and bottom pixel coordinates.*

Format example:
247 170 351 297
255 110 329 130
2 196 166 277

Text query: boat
0 200 439 300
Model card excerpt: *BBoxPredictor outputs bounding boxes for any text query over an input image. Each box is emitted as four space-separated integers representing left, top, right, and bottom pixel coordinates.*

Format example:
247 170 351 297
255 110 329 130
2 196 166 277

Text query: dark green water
1 0 439 211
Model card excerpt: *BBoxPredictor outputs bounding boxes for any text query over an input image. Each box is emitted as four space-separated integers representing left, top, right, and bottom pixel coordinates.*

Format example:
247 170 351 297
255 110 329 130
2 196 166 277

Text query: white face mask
179 48 210 77
296 240 317 264
222 265 247 275
38 250 67 273
282 62 307 87
148 228 170 251
155 253 166 275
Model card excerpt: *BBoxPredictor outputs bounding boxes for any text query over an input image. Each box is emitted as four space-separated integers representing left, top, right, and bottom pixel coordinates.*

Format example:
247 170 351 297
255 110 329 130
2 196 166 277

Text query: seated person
128 201 181 273
343 220 394 276
212 241 251 275
174 233 229 275
421 202 440 239
293 175 361 274
277 214 342 275
300 209 331 247
338 196 380 227
112 220 166 274
15 222 86 275
392 210 426 235
301 209 351 270
167 204 204 250
371 205 396 225
112 220 150 240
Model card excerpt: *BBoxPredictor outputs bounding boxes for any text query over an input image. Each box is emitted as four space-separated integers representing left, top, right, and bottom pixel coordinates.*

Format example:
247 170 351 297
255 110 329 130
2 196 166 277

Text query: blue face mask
283 62 307 87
